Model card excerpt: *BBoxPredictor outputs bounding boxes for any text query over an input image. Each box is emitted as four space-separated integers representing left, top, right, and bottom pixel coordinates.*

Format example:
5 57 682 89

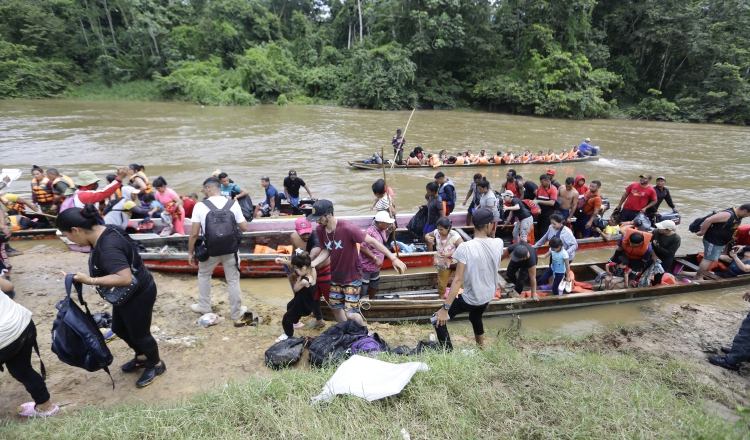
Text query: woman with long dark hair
58 204 165 388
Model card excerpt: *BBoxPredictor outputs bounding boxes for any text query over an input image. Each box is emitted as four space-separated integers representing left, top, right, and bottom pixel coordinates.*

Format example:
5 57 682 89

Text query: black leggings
282 292 314 337
112 281 160 365
0 321 49 404
434 295 489 351
506 260 530 294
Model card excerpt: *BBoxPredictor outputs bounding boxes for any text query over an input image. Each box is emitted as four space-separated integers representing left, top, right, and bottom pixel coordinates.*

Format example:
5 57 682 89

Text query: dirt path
1 245 749 419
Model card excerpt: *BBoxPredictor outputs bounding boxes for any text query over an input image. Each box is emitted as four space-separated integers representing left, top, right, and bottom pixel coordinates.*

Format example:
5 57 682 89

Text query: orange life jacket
559 152 570 160
130 172 152 194
520 154 531 163
621 228 653 260
51 175 75 199
493 156 503 164
429 156 442 167
31 178 53 204
502 154 514 163
9 215 21 231
1 196 24 213
455 157 465 165
477 157 489 165
545 154 556 161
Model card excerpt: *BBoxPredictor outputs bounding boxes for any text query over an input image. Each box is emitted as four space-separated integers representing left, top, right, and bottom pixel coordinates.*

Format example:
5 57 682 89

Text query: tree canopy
2 0 750 123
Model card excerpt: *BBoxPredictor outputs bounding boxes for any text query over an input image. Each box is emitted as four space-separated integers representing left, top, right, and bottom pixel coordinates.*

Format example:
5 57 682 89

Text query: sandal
307 321 326 329
17 402 59 418
293 321 305 329
233 312 254 327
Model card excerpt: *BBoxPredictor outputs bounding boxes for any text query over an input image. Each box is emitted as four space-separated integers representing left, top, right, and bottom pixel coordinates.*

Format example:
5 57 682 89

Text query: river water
3 100 750 335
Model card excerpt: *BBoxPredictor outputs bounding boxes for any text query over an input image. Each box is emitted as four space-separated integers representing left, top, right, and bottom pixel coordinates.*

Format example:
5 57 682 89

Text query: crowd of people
2 158 750 419
390 130 600 166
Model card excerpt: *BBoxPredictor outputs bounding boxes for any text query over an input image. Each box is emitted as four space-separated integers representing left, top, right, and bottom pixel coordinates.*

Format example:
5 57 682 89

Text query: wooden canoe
348 156 600 170
321 254 749 322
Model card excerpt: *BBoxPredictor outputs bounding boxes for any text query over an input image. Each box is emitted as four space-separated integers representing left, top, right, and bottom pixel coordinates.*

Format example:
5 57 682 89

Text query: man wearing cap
309 200 407 324
254 176 282 218
500 190 532 243
360 211 396 300
577 138 596 156
546 169 560 189
615 174 658 222
651 220 681 282
504 241 539 300
283 170 315 211
103 185 150 229
434 208 504 350
645 176 677 222
290 217 328 329
392 128 405 165
60 167 130 212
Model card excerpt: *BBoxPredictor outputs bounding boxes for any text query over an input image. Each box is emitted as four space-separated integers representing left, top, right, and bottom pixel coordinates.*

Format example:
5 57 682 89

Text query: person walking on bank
0 277 58 417
309 200 407 324
615 173 657 222
708 290 750 372
58 205 165 388
693 204 750 281
434 208 504 350
188 177 250 325
283 170 315 209
435 172 457 215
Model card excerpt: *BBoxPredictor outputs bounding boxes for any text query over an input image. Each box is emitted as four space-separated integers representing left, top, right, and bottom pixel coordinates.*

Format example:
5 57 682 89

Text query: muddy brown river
3 99 750 334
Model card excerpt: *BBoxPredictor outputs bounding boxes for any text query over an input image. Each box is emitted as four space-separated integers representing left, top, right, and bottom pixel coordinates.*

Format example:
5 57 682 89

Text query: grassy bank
1 329 745 440
62 81 161 102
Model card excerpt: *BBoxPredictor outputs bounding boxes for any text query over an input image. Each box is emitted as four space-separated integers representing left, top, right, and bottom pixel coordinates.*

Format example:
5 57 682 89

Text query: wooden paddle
382 146 399 259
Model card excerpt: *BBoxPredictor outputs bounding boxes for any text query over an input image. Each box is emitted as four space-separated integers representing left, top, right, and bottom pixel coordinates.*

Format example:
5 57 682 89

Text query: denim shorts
702 238 725 262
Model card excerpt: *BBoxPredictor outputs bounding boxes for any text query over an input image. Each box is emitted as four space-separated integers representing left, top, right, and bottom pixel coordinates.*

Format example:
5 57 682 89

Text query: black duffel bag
265 337 306 369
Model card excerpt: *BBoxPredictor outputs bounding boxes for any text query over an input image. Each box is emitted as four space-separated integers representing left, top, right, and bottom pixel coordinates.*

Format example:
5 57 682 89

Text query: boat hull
348 156 600 170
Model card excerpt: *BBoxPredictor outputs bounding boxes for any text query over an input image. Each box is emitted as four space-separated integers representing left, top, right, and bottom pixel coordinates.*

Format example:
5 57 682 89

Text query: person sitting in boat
531 150 547 162
592 215 621 241
413 146 426 164
45 168 74 212
611 229 653 275
454 152 466 165
102 186 150 229
577 138 599 156
518 150 533 163
545 149 559 162
427 153 442 167
465 150 475 162
128 164 152 197
472 150 490 165
502 151 515 164
681 246 750 280
493 151 504 164
5 209 50 230
558 149 571 161
405 151 421 166
437 150 448 164
571 145 581 157
604 256 631 290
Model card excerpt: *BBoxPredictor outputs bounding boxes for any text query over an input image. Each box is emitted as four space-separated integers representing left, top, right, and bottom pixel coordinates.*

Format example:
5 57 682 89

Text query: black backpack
51 274 114 387
265 337 306 369
689 211 716 233
102 197 126 216
203 199 242 257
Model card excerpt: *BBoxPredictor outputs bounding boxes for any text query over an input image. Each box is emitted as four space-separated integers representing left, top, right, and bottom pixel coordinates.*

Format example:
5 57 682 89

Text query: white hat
374 211 395 224
655 220 676 231
585 138 591 142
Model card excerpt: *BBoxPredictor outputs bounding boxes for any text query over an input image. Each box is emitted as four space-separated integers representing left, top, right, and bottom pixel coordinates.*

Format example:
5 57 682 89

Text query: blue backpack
51 274 114 387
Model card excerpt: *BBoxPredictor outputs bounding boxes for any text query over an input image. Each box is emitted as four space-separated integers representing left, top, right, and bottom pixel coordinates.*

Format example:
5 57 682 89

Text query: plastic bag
198 313 221 328
265 337 306 369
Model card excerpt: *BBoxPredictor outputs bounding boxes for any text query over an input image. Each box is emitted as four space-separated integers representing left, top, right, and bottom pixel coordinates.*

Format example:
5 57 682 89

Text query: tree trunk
101 0 119 51
348 22 352 49
357 0 363 43
79 19 90 47
665 47 693 90
657 40 671 90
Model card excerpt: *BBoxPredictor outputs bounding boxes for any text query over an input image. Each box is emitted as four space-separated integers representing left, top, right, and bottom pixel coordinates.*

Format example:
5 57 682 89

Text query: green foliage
632 89 681 121
473 50 621 119
676 63 750 125
236 44 298 101
63 80 160 101
0 40 76 98
156 56 257 106
340 42 418 110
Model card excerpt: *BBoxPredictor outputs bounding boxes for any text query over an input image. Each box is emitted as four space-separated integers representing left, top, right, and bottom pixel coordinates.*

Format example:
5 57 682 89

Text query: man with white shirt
188 177 249 325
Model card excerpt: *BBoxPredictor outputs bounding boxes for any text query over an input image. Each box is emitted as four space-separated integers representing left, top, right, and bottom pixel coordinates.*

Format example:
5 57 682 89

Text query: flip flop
233 312 254 327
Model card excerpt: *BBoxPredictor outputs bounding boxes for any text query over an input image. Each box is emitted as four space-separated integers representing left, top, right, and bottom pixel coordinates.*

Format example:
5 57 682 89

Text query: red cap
546 169 556 176
295 218 313 235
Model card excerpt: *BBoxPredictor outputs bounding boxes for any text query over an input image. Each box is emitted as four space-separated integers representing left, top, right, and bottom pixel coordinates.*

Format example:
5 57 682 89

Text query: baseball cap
501 190 514 198
656 176 666 181
289 170 297 177
655 220 676 231
472 208 494 226
307 199 334 221
374 211 396 224
639 173 653 179
546 169 556 176
585 138 590 142
511 245 530 262
295 217 313 235
261 176 270 182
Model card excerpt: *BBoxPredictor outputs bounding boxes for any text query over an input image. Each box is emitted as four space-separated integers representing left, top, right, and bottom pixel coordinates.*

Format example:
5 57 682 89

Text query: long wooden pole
382 146 399 258
390 108 416 170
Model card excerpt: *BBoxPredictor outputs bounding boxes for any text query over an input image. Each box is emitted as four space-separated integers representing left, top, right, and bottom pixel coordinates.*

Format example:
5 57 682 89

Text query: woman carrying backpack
58 204 165 388
0 277 58 417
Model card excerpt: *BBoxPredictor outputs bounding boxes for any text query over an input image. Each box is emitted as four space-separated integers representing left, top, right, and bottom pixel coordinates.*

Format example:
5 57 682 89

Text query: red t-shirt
537 184 558 201
182 197 196 218
316 219 367 284
623 183 657 212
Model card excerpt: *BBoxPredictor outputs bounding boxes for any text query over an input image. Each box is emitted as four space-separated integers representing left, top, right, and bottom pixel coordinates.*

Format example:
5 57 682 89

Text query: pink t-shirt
155 187 185 216
359 224 387 273
316 219 367 284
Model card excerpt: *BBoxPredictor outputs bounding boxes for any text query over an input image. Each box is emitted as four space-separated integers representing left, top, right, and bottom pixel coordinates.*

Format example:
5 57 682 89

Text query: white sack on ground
312 355 429 403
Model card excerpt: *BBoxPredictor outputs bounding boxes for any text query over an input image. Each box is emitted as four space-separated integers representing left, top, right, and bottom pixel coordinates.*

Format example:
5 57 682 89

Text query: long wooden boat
321 254 748 322
136 224 620 278
348 156 600 170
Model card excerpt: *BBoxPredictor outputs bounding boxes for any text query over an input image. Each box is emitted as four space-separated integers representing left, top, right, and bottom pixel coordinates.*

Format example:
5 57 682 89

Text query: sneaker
190 304 211 314
293 321 305 329
707 355 740 372
275 334 289 343
721 346 732 354
17 402 59 418
136 361 167 388
122 357 147 372
231 306 247 323
5 246 22 257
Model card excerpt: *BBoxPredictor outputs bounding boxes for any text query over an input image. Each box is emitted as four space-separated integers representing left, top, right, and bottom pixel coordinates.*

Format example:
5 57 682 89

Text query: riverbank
1 244 749 438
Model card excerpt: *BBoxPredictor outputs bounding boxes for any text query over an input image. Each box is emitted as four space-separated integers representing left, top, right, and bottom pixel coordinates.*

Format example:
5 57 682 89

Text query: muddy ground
1 244 749 419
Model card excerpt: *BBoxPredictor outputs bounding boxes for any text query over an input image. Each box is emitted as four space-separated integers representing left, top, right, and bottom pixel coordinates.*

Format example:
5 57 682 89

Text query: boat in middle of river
135 211 621 278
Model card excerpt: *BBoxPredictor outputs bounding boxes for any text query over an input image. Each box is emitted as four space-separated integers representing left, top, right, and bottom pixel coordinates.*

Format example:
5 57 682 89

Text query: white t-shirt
0 291 32 350
452 238 504 306
190 196 245 233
